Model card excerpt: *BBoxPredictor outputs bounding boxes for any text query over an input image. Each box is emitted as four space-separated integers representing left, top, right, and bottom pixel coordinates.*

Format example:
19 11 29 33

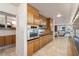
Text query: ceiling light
56 14 62 17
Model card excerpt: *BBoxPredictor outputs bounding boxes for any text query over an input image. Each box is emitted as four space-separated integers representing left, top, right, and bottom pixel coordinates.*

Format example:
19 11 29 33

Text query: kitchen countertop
0 29 16 36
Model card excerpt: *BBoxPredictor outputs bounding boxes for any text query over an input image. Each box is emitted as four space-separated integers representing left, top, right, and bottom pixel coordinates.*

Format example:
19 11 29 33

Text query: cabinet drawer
4 35 12 45
0 36 4 47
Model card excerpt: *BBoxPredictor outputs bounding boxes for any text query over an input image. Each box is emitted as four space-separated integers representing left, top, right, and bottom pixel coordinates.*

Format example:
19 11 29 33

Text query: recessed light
56 14 62 17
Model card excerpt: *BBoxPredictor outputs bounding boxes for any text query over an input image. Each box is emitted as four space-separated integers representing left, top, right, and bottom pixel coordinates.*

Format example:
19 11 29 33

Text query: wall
0 30 16 36
0 3 17 15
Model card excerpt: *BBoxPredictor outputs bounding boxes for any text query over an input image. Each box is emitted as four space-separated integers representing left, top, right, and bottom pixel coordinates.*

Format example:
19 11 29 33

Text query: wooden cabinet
27 5 34 24
39 35 51 49
4 35 13 45
27 12 34 24
39 36 45 48
0 36 4 47
27 4 40 25
39 14 47 25
27 4 34 24
44 18 51 34
27 40 34 56
0 35 16 47
33 14 40 25
12 35 16 44
39 37 43 48
46 35 49 44
33 38 40 52
43 36 47 45
50 35 53 41
27 34 53 56
47 35 53 43
32 4 40 25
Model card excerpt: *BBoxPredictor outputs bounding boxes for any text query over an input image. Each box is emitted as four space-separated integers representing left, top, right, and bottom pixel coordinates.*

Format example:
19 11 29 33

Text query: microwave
27 25 39 40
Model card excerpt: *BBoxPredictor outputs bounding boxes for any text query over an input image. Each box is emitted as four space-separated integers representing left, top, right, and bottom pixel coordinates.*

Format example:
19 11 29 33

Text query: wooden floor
33 37 77 56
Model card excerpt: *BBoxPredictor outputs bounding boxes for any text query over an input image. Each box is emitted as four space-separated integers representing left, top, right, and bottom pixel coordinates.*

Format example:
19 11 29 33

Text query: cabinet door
50 35 53 41
44 35 51 44
40 15 46 25
0 36 4 47
27 5 34 24
33 38 40 52
27 11 34 24
47 35 51 43
12 35 16 44
27 40 34 56
34 14 40 25
39 36 45 48
42 36 46 45
4 35 12 45
46 35 49 44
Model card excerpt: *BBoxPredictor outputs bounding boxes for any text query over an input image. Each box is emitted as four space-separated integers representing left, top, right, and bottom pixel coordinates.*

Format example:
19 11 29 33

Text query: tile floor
33 37 76 56
0 46 16 56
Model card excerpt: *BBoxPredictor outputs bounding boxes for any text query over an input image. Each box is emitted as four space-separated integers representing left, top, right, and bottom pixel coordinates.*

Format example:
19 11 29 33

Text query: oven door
27 29 39 40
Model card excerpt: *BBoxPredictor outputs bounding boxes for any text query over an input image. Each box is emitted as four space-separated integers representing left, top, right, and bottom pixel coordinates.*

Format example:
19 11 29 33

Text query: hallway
33 37 77 56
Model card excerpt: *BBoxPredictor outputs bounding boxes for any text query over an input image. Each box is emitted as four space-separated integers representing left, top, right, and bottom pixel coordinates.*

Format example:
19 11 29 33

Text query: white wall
0 30 16 36
0 3 17 15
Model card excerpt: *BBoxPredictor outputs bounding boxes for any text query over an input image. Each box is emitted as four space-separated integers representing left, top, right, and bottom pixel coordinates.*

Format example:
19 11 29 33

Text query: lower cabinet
5 35 13 45
0 35 16 47
27 40 34 56
0 36 4 47
33 38 40 52
27 34 53 56
49 35 53 41
39 36 45 48
12 35 16 44
45 35 49 44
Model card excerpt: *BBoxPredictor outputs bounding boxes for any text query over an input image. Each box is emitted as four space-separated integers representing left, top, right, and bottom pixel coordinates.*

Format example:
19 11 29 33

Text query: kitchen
27 3 79 56
0 3 79 56
27 4 53 56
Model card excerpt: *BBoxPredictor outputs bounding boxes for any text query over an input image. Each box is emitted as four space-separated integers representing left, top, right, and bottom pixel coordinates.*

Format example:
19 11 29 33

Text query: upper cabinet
27 4 40 25
27 5 34 25
0 15 5 25
7 16 16 29
39 14 47 25
33 7 40 25
0 11 16 29
33 14 40 25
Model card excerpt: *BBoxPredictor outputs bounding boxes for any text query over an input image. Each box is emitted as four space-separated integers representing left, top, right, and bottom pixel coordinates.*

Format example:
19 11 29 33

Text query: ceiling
10 3 20 7
73 14 79 29
30 3 77 25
